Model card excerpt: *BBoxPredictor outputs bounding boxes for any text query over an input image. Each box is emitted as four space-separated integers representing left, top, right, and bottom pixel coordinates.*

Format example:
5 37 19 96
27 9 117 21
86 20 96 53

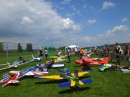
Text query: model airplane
8 60 19 68
0 66 48 87
75 56 109 68
34 68 92 89
0 73 19 87
37 60 65 72
9 66 48 77
50 51 67 59
32 54 42 61
99 64 116 72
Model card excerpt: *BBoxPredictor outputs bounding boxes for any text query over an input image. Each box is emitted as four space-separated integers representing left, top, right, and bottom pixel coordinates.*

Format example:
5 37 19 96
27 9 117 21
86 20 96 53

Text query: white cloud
103 1 115 9
87 19 96 25
106 25 129 37
0 0 81 47
60 0 71 4
60 18 81 31
21 16 33 24
121 18 128 22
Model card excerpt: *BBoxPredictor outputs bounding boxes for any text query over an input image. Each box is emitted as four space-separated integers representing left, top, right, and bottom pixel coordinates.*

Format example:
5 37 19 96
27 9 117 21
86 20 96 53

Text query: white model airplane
32 54 42 61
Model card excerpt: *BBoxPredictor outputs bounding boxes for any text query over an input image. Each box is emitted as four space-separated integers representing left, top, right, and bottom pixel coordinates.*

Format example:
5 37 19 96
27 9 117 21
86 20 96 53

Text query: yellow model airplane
34 68 92 89
50 55 67 59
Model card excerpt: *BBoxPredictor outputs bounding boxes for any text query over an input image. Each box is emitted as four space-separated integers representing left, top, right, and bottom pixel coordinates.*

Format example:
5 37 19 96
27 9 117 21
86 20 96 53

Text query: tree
26 43 32 52
0 42 4 53
18 43 22 52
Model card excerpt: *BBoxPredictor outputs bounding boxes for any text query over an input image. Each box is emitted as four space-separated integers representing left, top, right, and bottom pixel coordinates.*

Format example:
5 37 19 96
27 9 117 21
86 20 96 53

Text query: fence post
6 42 9 64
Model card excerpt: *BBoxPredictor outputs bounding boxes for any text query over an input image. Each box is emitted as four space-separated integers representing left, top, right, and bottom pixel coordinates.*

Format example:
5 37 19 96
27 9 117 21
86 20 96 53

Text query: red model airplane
75 56 109 68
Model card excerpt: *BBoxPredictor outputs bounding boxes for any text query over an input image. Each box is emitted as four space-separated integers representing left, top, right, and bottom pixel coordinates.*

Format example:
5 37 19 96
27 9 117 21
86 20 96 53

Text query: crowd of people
37 42 130 63
65 42 130 63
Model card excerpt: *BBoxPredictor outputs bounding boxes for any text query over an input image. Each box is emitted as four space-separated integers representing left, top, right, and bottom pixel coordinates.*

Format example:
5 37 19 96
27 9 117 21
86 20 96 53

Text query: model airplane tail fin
32 54 34 59
66 69 72 76
2 73 11 82
74 70 78 78
13 60 19 67
101 58 108 64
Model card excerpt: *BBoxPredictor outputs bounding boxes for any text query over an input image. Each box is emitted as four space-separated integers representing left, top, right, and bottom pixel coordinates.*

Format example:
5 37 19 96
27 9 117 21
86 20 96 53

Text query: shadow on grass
8 83 20 87
58 86 90 94
35 79 68 84
79 75 91 80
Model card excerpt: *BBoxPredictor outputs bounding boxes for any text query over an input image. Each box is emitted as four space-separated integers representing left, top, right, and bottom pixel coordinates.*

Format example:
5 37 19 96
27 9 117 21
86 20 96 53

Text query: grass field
0 52 130 97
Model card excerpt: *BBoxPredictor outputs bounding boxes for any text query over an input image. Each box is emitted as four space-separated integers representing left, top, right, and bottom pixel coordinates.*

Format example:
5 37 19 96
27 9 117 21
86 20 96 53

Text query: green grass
0 52 130 97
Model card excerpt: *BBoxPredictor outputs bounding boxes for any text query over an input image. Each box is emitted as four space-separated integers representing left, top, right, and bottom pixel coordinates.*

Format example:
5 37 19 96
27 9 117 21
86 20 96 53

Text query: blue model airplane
35 68 92 89
35 60 65 72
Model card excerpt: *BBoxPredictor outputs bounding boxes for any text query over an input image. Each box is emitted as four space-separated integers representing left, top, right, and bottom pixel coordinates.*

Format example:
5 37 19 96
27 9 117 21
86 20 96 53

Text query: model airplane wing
35 75 63 80
32 71 48 76
51 64 65 68
8 80 19 83
59 79 92 88
71 71 89 77
59 81 71 87
9 71 20 74
80 79 92 85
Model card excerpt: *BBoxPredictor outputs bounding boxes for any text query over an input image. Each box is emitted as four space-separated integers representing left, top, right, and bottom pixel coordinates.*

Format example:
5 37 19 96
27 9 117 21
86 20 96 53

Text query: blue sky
0 0 130 48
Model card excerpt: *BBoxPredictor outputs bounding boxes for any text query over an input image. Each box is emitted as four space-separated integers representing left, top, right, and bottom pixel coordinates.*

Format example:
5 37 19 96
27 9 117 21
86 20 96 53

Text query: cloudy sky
0 0 130 48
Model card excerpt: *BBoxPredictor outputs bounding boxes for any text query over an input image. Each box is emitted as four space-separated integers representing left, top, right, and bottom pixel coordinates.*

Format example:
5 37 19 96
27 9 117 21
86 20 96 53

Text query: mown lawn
0 52 130 97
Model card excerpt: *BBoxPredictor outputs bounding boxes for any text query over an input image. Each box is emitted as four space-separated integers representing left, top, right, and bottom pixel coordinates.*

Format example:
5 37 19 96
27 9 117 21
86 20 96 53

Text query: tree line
0 42 33 52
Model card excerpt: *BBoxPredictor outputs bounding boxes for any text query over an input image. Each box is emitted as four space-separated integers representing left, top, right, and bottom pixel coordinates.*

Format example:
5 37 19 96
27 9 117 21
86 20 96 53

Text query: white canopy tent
65 45 80 53
66 45 79 49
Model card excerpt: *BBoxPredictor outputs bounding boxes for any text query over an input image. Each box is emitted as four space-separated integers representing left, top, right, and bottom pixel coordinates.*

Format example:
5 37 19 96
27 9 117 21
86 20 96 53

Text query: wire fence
0 42 39 64
0 42 67 65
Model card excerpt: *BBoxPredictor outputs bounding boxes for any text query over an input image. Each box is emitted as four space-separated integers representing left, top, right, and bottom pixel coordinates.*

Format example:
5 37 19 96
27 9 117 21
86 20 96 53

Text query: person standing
127 43 130 55
75 47 78 56
38 48 43 58
80 48 84 59
44 48 48 60
67 47 71 63
114 43 121 62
